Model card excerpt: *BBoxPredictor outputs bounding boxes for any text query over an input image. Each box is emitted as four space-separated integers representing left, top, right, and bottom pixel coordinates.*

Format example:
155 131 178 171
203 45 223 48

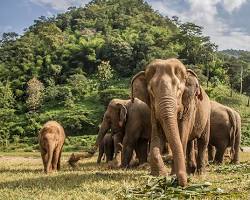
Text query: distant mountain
219 49 249 58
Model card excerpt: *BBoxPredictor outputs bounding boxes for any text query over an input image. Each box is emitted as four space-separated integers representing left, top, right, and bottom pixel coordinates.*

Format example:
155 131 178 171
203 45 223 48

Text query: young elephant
92 98 151 168
208 101 241 164
97 133 114 164
38 121 65 173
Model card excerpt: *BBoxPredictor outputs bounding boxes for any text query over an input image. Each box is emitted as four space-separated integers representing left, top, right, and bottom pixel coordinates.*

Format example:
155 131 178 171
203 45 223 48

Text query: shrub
99 88 130 107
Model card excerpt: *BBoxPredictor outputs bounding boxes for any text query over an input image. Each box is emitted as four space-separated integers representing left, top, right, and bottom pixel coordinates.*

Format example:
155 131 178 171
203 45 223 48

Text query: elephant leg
52 148 60 171
41 149 47 173
57 148 62 171
214 146 226 164
150 124 167 176
135 139 148 165
106 148 114 162
105 137 114 162
46 144 54 173
121 131 138 168
196 121 210 174
121 144 134 168
97 144 104 164
208 144 216 162
186 140 197 175
111 132 123 168
97 153 102 164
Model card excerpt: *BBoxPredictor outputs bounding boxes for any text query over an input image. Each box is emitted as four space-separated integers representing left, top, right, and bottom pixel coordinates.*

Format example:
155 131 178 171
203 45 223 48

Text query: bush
99 88 130 107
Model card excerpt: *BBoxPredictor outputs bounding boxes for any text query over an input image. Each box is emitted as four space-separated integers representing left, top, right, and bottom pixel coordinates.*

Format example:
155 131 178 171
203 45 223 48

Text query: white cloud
29 0 88 11
222 0 247 13
148 0 250 50
214 32 250 50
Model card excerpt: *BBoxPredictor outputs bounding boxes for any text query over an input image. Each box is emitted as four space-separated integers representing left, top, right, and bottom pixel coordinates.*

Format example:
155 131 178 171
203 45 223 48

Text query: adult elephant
131 59 210 186
92 98 151 168
208 101 241 164
97 133 114 164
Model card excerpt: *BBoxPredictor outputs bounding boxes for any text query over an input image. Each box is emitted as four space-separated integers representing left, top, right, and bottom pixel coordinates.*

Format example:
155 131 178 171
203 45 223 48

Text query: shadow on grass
0 170 141 191
0 168 41 173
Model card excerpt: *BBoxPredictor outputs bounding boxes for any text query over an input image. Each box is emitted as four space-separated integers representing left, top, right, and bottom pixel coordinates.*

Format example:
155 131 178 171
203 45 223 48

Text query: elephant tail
228 109 236 158
232 112 241 163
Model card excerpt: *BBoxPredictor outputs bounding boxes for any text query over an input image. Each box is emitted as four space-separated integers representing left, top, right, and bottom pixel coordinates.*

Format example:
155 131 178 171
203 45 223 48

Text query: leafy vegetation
0 0 249 147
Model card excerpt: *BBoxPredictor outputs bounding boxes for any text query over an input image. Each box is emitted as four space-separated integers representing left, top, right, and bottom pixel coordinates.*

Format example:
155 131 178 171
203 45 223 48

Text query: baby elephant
38 121 65 173
97 133 114 164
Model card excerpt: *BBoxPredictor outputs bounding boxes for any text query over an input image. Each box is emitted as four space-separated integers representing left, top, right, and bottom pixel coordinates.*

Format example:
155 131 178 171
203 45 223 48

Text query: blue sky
1 0 250 50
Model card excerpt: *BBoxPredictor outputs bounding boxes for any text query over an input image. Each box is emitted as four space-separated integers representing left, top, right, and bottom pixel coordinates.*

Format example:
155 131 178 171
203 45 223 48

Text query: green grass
0 152 249 200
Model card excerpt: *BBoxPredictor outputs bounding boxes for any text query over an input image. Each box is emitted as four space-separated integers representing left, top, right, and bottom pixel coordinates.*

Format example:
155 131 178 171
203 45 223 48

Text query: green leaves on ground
120 176 226 199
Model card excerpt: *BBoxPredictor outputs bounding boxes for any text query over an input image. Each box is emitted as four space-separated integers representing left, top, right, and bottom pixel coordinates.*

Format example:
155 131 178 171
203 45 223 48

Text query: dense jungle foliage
0 0 249 149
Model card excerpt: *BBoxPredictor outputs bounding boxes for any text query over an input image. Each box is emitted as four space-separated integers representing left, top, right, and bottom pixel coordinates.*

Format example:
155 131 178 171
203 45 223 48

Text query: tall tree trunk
206 65 210 88
240 65 243 94
247 96 250 107
230 83 233 97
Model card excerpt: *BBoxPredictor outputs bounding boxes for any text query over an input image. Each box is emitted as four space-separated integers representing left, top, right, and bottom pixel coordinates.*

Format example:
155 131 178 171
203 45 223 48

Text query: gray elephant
208 101 241 164
131 59 211 186
92 98 151 168
38 121 65 173
97 133 114 164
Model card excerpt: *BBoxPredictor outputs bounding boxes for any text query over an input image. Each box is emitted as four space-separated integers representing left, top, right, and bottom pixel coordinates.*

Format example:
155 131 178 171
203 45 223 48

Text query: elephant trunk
95 121 110 148
158 96 187 187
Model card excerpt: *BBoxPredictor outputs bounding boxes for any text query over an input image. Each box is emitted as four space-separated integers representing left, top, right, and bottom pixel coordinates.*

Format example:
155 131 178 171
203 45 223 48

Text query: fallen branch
68 152 94 167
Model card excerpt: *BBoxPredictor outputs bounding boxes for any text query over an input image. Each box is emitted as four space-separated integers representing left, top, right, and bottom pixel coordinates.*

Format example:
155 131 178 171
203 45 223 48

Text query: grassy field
0 151 249 200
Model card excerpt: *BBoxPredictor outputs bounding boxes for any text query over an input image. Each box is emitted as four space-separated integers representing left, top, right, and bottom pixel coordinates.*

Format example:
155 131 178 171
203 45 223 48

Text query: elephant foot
138 162 150 170
230 160 239 165
187 161 197 175
150 167 168 176
108 160 121 169
196 167 205 175
177 171 187 187
129 159 139 168
213 160 223 165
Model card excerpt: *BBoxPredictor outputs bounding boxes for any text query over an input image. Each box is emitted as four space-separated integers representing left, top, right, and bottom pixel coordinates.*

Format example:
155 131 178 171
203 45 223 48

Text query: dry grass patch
0 152 249 199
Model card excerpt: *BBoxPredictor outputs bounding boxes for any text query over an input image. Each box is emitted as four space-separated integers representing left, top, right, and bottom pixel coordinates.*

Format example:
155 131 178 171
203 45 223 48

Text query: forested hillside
0 0 249 149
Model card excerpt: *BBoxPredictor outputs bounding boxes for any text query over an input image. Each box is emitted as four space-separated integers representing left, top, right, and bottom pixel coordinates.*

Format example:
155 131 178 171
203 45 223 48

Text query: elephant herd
38 58 241 187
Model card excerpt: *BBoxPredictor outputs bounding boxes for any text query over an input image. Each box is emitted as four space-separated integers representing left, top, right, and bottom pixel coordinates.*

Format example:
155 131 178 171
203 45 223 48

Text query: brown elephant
38 121 65 173
208 101 241 164
131 58 210 186
97 133 114 164
180 71 211 175
92 98 151 168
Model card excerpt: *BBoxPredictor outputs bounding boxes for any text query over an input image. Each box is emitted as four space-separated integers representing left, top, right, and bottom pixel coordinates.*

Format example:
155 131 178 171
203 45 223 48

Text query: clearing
0 152 249 200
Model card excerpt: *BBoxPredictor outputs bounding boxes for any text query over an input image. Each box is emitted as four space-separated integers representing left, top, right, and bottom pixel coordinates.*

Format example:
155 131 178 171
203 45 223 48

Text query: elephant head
95 99 128 147
180 69 203 119
131 58 189 186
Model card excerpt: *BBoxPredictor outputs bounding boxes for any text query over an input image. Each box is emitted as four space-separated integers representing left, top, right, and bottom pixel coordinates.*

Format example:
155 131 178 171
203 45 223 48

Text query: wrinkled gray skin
93 98 151 168
97 133 114 164
131 59 210 186
38 121 65 173
208 101 241 164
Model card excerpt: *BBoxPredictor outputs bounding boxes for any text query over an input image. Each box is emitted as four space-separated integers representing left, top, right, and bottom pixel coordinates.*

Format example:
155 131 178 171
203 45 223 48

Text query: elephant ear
131 71 150 105
186 69 203 101
118 104 127 128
